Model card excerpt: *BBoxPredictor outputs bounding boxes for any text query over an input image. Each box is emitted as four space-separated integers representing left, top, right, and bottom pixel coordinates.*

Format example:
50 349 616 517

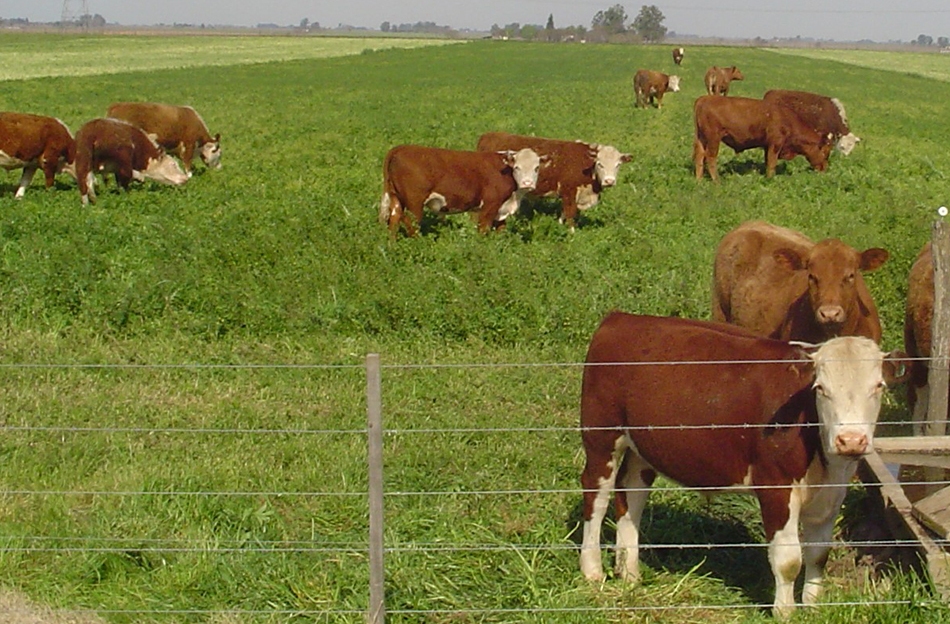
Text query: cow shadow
565 494 774 607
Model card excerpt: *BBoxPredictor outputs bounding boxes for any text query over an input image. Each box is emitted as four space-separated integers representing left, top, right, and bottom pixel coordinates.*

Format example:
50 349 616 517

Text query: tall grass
0 36 949 622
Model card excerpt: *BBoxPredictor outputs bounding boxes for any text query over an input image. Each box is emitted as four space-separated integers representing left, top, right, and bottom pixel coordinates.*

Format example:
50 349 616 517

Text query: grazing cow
704 65 744 96
693 95 834 181
712 220 888 344
672 47 684 66
904 242 948 432
763 90 861 156
476 132 630 230
0 112 76 199
106 102 222 175
633 70 680 109
75 118 189 206
580 312 906 618
379 145 542 237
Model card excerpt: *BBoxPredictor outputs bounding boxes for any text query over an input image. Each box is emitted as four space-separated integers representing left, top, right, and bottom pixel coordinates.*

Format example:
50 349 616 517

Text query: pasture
0 33 949 622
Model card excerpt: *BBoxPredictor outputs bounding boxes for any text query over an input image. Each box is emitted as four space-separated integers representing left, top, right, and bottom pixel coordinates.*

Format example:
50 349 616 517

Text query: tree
632 5 667 42
546 14 555 31
938 36 949 47
591 4 628 35
916 34 933 46
380 21 390 32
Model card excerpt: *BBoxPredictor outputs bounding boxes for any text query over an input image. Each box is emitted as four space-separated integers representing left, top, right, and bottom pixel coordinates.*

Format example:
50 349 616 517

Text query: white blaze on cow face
200 138 223 170
836 132 860 156
668 75 681 92
592 144 631 187
504 148 541 191
809 336 886 458
142 155 189 186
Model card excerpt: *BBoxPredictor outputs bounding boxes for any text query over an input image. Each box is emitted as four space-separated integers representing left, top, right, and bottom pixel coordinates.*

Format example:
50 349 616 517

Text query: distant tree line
914 34 950 47
380 21 455 35
488 4 668 43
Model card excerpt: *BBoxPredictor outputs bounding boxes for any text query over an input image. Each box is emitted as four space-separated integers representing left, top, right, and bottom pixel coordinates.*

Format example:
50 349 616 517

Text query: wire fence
0 354 948 621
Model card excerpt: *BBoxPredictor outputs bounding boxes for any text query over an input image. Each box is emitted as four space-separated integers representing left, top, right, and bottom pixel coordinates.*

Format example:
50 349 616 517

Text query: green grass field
1 34 949 622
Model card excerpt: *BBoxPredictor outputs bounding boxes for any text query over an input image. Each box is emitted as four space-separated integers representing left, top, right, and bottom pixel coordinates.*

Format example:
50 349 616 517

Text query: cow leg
14 165 38 199
759 486 803 619
800 514 835 606
580 434 626 581
560 191 579 231
180 142 194 177
81 171 97 206
765 146 779 178
613 448 654 582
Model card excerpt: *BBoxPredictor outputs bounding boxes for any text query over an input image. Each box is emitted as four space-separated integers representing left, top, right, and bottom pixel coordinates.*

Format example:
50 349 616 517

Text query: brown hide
0 112 75 192
693 95 833 181
763 89 850 139
107 102 219 172
712 220 888 343
672 47 684 65
704 65 744 96
633 70 675 108
75 118 165 194
580 313 818 538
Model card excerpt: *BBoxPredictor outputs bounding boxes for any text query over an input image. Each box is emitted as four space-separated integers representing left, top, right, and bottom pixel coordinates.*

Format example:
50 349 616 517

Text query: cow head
775 240 888 339
501 148 543 191
836 132 860 156
808 337 892 458
143 153 190 187
588 144 631 187
728 66 744 81
200 133 223 170
668 75 681 92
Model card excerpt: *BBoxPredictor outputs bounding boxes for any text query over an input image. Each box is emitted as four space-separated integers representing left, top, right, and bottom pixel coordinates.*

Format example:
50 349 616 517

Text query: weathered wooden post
927 211 950 436
366 354 385 624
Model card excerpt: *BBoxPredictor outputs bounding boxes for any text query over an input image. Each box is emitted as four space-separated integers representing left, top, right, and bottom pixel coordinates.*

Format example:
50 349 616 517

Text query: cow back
0 112 74 162
476 132 593 194
764 90 849 137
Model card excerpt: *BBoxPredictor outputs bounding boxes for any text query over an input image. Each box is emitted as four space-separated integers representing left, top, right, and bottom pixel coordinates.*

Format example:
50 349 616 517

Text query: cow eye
845 273 855 284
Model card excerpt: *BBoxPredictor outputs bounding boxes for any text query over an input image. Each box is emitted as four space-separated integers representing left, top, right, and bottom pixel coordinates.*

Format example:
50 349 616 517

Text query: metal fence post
366 354 385 624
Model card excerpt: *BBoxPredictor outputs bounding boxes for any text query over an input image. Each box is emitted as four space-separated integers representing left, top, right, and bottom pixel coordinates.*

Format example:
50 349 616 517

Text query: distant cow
476 132 630 230
580 312 906 618
704 65 744 96
672 47 684 66
712 220 888 344
75 118 190 206
106 102 221 175
0 112 76 199
693 95 834 181
763 89 861 156
633 70 680 109
379 145 542 237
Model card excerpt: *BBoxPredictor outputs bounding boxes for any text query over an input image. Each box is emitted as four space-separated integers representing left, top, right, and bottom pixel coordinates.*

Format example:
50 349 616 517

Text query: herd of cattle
0 102 221 205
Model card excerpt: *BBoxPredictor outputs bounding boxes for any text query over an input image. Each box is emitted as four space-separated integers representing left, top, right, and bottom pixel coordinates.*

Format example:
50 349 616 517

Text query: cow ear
621 152 632 163
214 133 221 143
773 248 804 271
883 351 912 385
860 248 889 272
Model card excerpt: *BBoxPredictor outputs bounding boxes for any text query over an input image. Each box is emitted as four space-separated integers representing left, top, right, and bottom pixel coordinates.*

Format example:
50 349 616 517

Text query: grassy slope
0 37 948 622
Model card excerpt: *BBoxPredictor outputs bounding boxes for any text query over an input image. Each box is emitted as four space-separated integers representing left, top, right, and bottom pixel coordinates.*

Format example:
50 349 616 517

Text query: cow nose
835 432 868 456
816 305 845 325
602 177 616 187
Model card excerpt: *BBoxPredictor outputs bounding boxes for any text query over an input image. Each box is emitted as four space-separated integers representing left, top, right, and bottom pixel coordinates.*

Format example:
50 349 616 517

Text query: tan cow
712 220 888 344
107 102 221 175
633 70 680 109
704 65 744 96
0 112 76 198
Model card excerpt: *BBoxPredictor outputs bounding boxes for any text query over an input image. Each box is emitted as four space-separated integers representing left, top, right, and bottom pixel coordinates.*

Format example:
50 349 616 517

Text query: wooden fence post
366 354 385 624
927 213 950 436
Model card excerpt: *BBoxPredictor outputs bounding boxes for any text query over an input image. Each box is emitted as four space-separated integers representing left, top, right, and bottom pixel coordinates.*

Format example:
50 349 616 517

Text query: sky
4 1 950 42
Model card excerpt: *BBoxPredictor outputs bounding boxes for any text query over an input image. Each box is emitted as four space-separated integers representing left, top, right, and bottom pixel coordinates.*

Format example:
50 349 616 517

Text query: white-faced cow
379 144 542 237
580 312 907 618
75 118 189 206
704 65 744 96
763 90 861 156
672 47 684 66
633 70 680 109
693 95 834 181
106 102 221 175
712 220 888 344
475 132 630 231
0 112 76 199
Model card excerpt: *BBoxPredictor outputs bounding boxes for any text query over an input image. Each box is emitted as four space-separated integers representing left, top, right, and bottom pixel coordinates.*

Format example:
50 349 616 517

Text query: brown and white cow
693 95 834 181
106 102 221 175
763 90 860 156
0 112 76 199
712 220 888 344
633 69 680 109
704 65 744 96
580 312 906 618
75 118 190 206
379 144 542 237
672 46 684 66
476 132 630 230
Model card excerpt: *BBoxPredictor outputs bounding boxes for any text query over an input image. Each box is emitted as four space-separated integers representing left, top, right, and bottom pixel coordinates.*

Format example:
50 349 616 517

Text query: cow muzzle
834 432 869 456
816 305 845 326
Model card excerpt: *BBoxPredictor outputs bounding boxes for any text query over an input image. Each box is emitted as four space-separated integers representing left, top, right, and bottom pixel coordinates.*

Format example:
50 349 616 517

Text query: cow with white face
75 118 189 206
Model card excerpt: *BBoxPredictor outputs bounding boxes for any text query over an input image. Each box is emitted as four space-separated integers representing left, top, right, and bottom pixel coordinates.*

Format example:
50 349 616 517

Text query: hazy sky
6 1 950 42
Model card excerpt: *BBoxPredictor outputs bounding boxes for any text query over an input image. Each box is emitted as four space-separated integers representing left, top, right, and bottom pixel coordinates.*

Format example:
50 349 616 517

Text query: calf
379 144 542 237
75 118 189 206
580 312 906 618
0 112 75 199
693 95 834 181
712 220 888 344
704 65 744 96
476 132 630 230
107 102 222 175
763 90 860 156
672 47 684 66
633 69 680 109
